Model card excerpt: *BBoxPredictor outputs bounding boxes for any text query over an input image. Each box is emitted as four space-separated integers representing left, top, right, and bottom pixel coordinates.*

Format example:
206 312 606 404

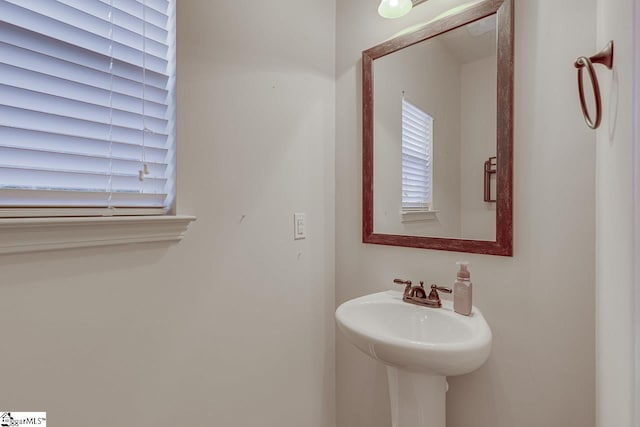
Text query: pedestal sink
335 290 492 427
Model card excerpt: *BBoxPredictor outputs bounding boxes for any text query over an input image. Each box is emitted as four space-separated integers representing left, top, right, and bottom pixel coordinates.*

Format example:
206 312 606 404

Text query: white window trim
0 1 194 255
0 215 195 255
400 208 439 223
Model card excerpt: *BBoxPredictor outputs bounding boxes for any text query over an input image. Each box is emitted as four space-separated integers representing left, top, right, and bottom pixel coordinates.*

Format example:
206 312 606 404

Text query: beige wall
595 0 635 425
0 2 336 427
336 1 596 427
460 54 497 240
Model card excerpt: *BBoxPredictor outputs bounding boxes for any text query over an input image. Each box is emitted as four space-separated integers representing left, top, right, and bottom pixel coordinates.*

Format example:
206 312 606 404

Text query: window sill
400 209 439 223
0 215 196 255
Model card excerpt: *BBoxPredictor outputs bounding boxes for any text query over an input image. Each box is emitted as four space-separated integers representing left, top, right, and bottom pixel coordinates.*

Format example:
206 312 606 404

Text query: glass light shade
378 0 413 19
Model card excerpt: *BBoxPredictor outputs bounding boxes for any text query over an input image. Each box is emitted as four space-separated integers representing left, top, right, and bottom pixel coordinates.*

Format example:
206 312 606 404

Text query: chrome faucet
393 278 452 308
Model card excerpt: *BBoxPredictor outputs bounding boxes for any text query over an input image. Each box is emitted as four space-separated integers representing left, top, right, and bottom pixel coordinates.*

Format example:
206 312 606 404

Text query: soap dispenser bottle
453 261 472 316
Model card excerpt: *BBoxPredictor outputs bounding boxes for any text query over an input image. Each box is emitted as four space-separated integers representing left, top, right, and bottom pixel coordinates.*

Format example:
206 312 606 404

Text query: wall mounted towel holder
574 41 614 130
484 156 497 203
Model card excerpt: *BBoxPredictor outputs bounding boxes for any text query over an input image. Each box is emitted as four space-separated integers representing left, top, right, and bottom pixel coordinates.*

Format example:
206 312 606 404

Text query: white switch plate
294 213 306 240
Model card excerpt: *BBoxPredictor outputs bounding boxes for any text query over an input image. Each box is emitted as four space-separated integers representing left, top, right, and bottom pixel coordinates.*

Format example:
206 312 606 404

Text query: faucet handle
393 278 412 286
432 285 452 294
427 284 452 307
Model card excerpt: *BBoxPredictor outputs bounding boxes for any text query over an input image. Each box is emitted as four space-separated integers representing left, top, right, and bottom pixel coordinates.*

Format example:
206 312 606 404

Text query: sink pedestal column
386 367 446 427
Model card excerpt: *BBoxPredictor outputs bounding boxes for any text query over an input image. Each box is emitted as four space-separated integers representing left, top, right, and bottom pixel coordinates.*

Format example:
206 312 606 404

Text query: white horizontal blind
401 98 433 209
0 0 176 217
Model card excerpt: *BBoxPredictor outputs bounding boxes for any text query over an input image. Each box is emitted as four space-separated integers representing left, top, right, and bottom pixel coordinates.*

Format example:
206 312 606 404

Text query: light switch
294 213 306 240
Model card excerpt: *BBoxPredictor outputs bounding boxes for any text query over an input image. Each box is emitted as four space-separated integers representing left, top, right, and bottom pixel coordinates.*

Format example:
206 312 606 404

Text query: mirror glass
363 0 513 256
373 15 497 240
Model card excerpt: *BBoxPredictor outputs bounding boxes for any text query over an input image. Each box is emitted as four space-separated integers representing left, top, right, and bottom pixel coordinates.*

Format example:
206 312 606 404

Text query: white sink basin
336 290 492 427
336 290 492 375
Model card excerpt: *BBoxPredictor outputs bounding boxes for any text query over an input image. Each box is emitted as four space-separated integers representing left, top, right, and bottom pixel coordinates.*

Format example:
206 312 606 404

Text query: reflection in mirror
373 15 497 240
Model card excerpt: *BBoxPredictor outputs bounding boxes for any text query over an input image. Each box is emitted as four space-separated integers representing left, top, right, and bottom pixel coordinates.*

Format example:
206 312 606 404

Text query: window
401 98 433 211
0 0 176 217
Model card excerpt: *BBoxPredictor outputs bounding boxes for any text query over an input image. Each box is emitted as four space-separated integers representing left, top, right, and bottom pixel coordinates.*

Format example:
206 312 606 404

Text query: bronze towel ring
574 41 614 130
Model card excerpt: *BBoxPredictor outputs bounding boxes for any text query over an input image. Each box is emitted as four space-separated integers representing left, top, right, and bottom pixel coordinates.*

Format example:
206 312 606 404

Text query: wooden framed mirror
362 0 513 256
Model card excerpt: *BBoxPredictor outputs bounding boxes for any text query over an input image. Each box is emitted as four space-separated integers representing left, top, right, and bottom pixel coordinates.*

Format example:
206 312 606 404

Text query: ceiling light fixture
378 0 413 19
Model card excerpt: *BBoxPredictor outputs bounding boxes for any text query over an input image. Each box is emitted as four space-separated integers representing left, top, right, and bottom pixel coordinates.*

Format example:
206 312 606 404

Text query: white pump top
456 261 470 281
